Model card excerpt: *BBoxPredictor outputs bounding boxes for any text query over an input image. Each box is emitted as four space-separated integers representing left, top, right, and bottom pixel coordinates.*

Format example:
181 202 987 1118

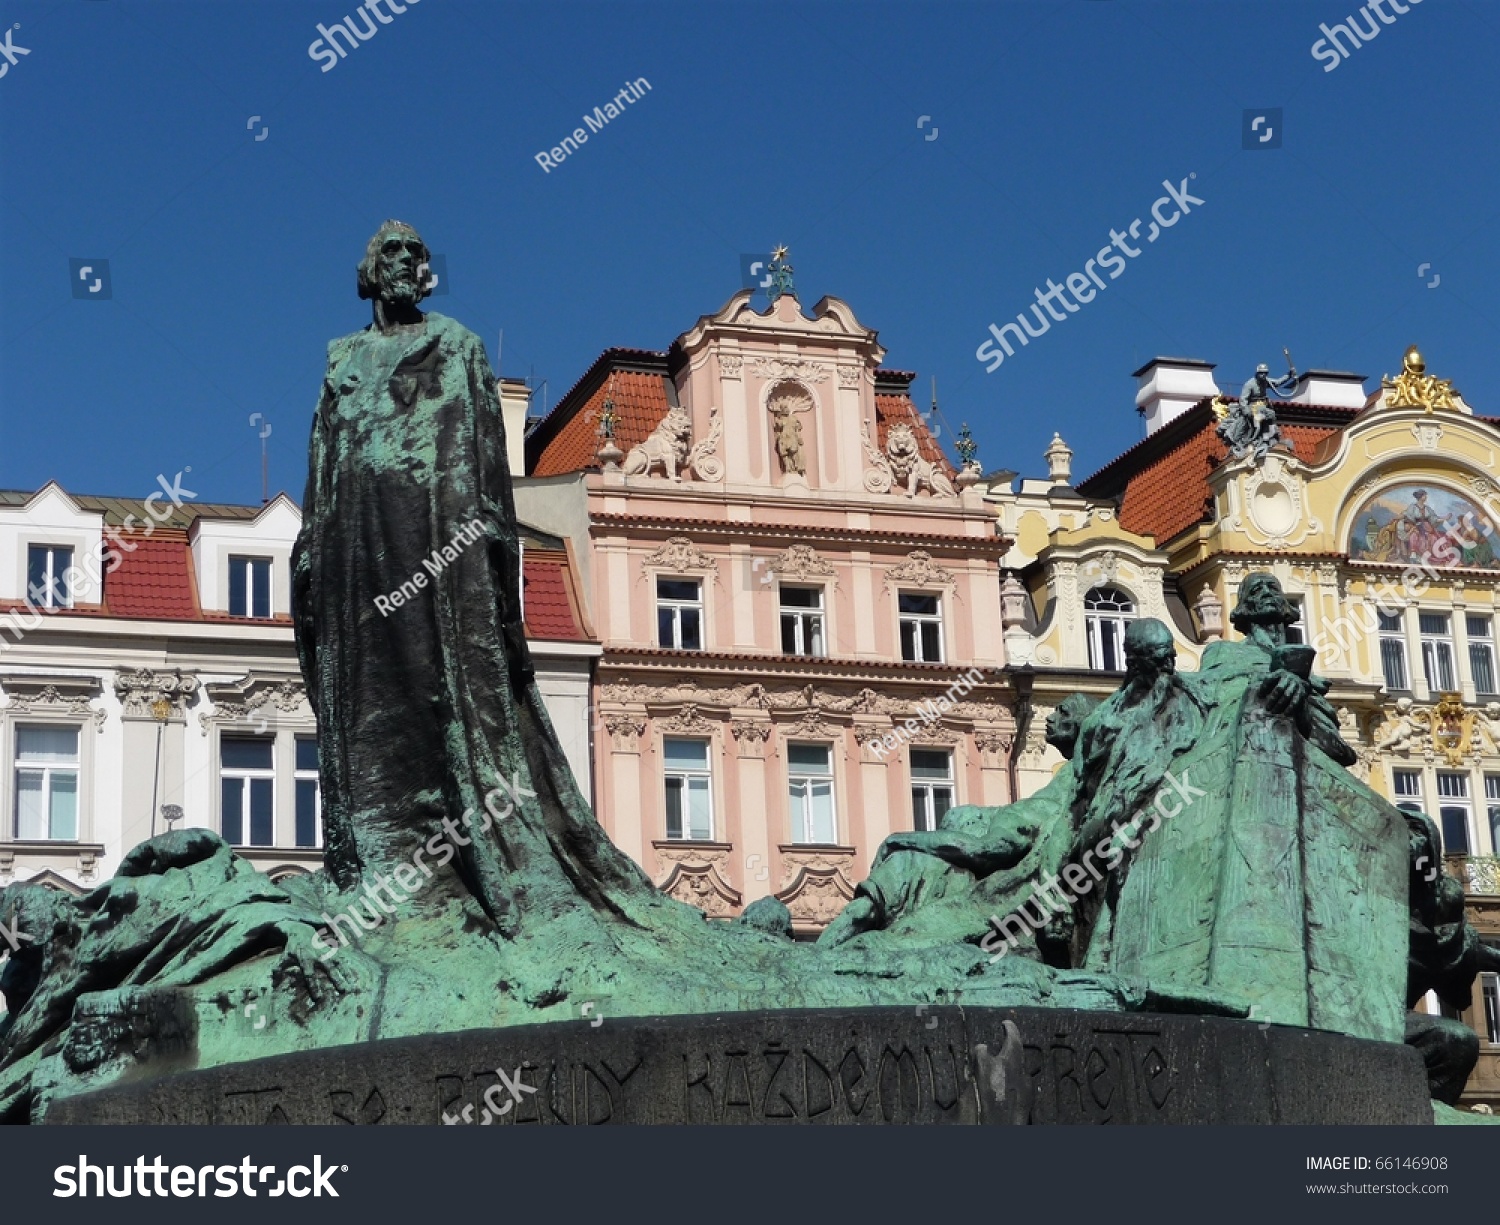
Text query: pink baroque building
522 285 1014 936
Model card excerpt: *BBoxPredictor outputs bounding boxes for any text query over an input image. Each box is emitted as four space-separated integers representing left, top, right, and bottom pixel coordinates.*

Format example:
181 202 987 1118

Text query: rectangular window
1469 615 1497 695
1392 768 1424 813
910 748 954 833
221 737 274 847
1486 775 1500 859
656 578 703 650
294 736 321 848
1420 612 1457 692
1378 611 1408 690
1483 972 1500 1045
787 743 836 844
13 725 79 840
779 586 826 657
898 594 943 663
228 556 273 619
1436 771 1472 855
26 544 73 609
663 738 713 841
1284 596 1305 645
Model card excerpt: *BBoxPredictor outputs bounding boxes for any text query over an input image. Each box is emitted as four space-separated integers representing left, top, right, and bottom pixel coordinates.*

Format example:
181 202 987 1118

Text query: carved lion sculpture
885 423 956 498
623 405 692 481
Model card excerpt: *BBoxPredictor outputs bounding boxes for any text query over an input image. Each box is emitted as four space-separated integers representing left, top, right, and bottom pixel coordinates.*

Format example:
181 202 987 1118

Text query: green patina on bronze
1 223 1495 1122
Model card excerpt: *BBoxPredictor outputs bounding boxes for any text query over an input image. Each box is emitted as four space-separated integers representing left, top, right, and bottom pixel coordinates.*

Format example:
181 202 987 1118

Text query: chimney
1280 369 1367 409
1132 357 1219 435
497 378 533 476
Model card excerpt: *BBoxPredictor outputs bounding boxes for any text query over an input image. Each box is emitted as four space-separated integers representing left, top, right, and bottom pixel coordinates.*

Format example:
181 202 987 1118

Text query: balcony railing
1444 854 1500 896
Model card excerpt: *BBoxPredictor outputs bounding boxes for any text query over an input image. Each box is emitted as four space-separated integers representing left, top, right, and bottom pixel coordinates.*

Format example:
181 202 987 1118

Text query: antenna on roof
248 414 272 504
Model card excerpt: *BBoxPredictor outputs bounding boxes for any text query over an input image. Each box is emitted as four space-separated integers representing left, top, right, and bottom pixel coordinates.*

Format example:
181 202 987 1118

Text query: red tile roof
522 550 588 641
532 362 671 478
875 392 956 479
104 528 201 620
529 350 955 480
1083 404 1348 546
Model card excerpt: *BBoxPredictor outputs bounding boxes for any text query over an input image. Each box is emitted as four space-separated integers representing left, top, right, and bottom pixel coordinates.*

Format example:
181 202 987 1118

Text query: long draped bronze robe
292 312 652 936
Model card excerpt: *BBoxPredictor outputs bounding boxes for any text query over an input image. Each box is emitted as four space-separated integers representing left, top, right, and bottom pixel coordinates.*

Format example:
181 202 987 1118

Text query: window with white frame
910 748 954 832
1378 611 1408 690
26 545 73 609
221 737 274 847
1085 586 1134 672
787 743 836 844
1486 775 1500 859
898 593 943 663
1392 768 1424 814
1436 771 1472 855
294 736 322 848
662 738 713 841
13 725 79 840
1469 615 1497 695
1482 970 1500 1045
779 586 826 657
1284 596 1306 645
1420 612 1457 692
228 556 273 619
656 578 703 650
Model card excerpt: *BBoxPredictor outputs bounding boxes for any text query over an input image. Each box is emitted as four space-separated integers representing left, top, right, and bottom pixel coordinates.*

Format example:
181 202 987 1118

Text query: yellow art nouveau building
992 348 1500 1108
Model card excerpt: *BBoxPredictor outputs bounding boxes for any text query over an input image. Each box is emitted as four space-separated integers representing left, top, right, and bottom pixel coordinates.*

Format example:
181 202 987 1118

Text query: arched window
1085 586 1134 671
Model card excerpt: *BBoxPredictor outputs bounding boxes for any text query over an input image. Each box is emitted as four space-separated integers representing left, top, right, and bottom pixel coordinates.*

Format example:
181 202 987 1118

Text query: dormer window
228 556 273 618
27 545 73 609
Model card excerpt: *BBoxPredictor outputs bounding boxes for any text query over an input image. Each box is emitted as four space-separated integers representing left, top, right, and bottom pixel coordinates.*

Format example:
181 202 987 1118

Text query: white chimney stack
497 377 534 476
1133 357 1219 435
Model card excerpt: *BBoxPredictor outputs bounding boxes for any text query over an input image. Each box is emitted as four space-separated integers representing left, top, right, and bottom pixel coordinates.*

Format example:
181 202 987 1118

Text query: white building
0 473 596 897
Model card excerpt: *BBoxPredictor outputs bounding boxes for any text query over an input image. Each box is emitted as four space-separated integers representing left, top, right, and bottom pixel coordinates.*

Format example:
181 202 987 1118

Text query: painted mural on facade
1348 482 1500 570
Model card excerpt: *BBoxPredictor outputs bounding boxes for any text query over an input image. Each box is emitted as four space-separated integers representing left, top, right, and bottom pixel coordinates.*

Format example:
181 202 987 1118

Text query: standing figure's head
1044 692 1097 760
1230 572 1299 636
357 220 432 307
1122 617 1177 683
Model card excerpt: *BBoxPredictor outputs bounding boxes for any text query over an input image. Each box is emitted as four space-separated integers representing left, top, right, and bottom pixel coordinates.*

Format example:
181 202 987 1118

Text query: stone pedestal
43 1007 1432 1126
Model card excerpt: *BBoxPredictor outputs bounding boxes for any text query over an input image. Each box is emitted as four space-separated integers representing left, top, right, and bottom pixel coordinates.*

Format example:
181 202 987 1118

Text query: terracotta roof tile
104 529 200 620
875 393 956 479
1114 414 1341 545
523 552 587 641
532 367 670 478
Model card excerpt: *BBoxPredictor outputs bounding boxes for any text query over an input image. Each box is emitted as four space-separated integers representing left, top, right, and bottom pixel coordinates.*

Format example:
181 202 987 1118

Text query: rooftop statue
1215 357 1298 463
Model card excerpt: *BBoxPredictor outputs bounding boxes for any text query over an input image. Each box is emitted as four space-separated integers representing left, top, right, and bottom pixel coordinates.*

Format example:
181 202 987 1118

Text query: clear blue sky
3 0 1498 507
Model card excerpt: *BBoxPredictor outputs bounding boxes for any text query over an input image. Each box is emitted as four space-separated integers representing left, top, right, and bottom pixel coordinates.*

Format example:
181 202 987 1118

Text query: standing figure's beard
377 266 425 307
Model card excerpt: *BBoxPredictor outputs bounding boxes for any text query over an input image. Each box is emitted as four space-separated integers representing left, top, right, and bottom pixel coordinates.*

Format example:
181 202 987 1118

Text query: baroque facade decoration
523 283 1006 934
989 347 1500 1108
